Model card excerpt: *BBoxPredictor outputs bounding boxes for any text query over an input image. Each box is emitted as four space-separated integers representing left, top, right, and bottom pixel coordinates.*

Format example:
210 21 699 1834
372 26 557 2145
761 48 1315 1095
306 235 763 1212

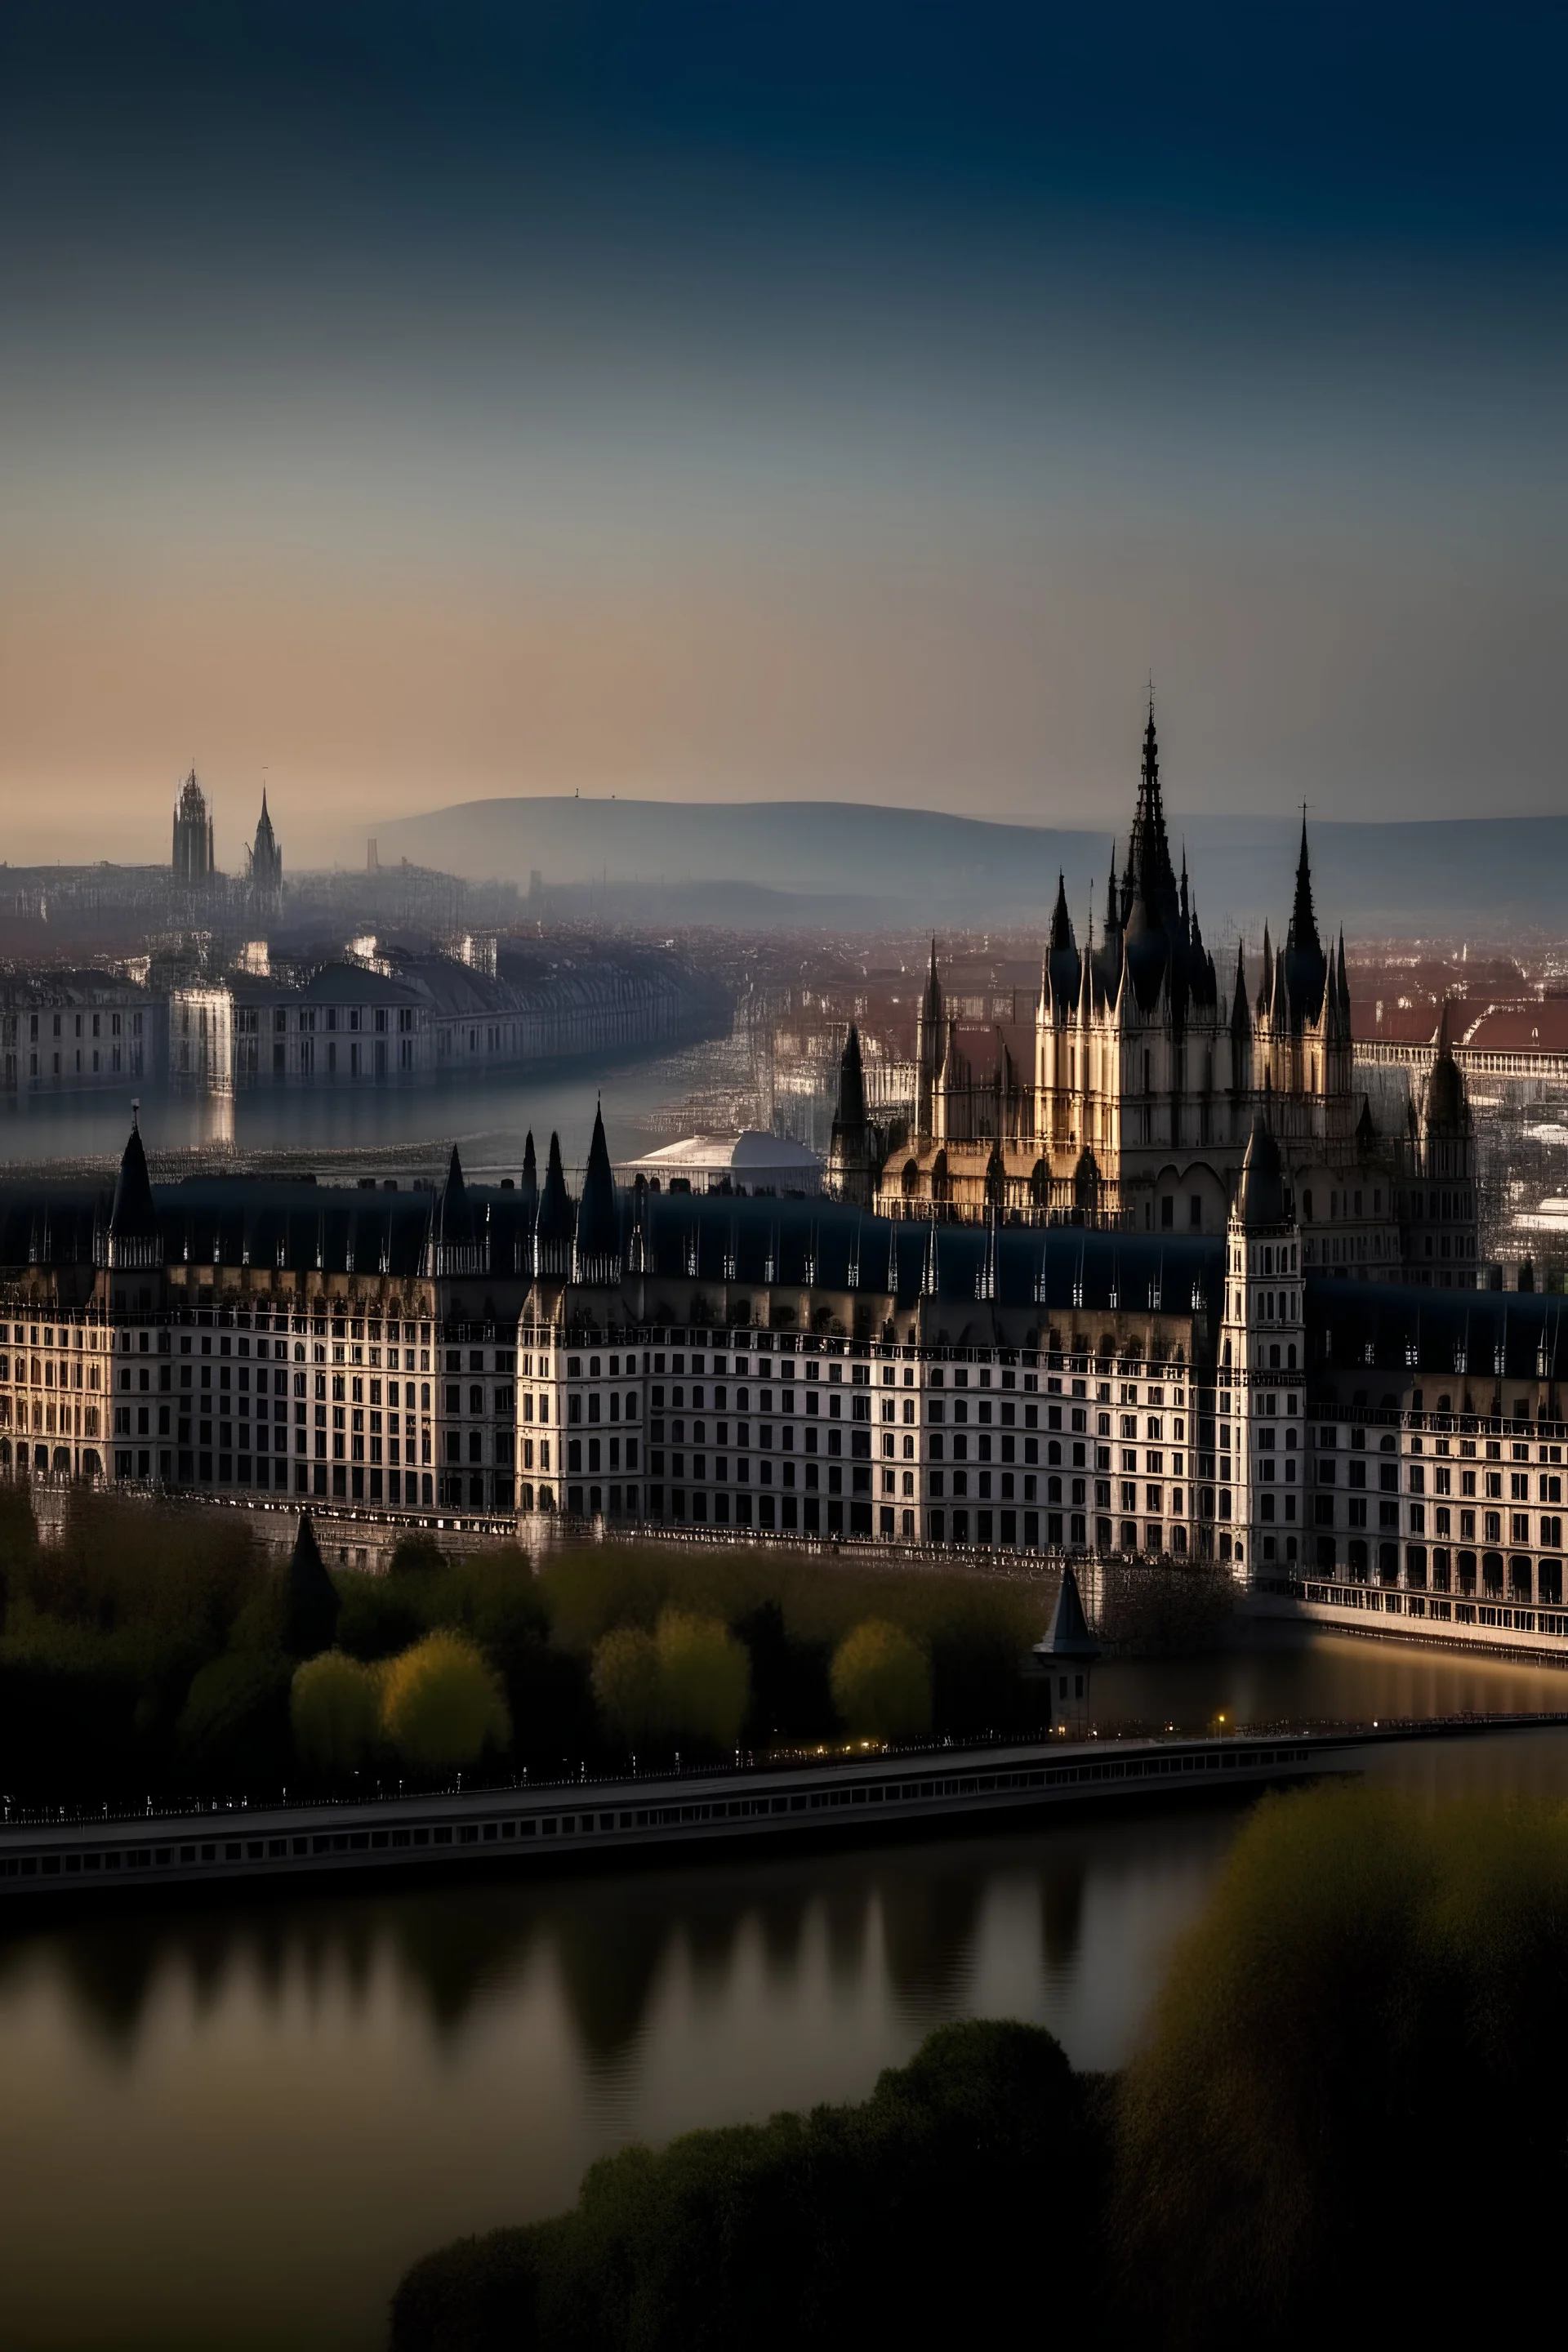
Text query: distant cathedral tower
172 768 216 885
247 786 283 915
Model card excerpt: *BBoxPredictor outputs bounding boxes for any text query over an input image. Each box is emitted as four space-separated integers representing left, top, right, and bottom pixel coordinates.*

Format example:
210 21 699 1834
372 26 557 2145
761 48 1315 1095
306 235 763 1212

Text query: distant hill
369 798 1568 938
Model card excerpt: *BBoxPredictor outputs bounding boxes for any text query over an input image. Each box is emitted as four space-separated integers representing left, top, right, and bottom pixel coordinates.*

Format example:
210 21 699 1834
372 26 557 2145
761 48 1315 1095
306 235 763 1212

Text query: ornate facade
834 708 1479 1288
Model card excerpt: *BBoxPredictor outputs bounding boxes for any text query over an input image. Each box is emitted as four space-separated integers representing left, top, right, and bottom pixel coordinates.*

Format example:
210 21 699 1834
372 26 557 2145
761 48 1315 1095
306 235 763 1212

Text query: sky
0 2 1564 868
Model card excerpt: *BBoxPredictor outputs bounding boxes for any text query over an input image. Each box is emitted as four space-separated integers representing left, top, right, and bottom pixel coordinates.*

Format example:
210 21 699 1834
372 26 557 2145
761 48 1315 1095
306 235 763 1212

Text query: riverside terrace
8 1108 1568 1619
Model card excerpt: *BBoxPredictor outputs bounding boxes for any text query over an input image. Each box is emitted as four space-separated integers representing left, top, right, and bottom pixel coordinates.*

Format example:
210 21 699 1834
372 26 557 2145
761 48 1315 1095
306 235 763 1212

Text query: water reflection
1040 1855 1087 1977
7 1641 1568 2350
0 1051 690 1174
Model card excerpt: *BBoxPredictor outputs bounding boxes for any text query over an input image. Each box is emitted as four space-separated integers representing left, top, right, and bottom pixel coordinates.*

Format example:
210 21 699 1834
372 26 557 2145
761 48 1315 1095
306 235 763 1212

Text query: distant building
246 787 283 916
0 973 160 1092
623 1131 824 1196
172 769 216 886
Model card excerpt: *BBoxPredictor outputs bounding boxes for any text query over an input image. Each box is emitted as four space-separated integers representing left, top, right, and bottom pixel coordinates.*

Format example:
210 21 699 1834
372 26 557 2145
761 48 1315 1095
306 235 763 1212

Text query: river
5 1628 1568 2351
0 1046 702 1179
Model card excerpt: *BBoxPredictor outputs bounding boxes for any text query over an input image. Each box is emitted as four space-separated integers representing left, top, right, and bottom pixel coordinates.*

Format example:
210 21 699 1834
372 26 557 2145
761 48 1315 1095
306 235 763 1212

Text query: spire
519 1129 538 1217
435 1143 473 1245
1230 942 1251 1040
1103 843 1120 937
835 1022 867 1130
574 1102 621 1281
921 937 942 1023
109 1110 159 1242
1255 921 1272 1020
536 1130 574 1247
1290 808 1319 950
1047 875 1079 1013
1049 871 1074 953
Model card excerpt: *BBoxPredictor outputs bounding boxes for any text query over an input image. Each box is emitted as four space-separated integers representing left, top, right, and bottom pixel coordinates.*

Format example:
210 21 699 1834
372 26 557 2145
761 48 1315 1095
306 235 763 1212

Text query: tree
591 1625 664 1749
381 1631 511 1773
654 1610 749 1750
829 1619 931 1742
291 1650 383 1777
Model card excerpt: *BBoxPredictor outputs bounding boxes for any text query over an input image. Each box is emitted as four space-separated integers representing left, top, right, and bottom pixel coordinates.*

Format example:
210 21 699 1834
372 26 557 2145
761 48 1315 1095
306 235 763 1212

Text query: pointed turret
1281 813 1328 1027
1047 874 1079 1013
1254 921 1273 1021
435 1144 473 1245
1236 1103 1285 1227
574 1103 621 1281
109 1106 159 1247
519 1130 538 1218
534 1131 575 1276
836 1023 866 1130
283 1512 341 1660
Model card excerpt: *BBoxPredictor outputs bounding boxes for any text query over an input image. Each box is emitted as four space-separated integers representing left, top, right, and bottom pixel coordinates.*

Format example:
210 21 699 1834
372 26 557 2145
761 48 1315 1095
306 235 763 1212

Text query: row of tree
0 1489 1049 1801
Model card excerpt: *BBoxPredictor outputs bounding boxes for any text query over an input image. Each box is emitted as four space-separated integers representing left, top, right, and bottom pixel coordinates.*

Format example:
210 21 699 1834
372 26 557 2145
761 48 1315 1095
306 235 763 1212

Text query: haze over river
6 1630 1568 2350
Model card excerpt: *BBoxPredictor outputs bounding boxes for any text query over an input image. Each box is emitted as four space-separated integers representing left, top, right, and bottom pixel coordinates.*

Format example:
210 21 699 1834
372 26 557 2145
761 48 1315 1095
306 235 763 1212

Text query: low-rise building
0 973 162 1092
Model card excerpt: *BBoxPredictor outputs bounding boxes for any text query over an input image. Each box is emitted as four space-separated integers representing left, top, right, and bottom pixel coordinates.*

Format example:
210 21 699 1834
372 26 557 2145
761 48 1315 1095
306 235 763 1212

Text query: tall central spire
1126 697 1178 927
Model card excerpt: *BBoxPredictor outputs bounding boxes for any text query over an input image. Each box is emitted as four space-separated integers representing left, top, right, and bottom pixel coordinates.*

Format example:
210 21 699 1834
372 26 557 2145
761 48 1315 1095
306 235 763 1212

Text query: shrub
291 1650 384 1778
591 1624 664 1750
829 1619 931 1742
390 1532 446 1577
654 1609 749 1750
174 1649 294 1784
381 1632 511 1773
390 2020 1099 2352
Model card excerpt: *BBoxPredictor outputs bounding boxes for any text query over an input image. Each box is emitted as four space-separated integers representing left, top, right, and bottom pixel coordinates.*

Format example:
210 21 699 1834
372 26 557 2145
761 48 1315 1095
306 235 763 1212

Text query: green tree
654 1609 750 1750
381 1631 511 1773
591 1624 664 1749
829 1619 931 1742
291 1650 384 1778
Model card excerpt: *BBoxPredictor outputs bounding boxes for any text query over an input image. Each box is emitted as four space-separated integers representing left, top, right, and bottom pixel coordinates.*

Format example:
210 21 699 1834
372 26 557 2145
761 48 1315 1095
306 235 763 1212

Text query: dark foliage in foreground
394 1785 1568 2351
390 2019 1104 2352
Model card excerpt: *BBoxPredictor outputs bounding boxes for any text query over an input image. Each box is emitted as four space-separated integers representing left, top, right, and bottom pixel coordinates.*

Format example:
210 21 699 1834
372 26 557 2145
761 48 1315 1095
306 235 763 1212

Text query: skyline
1 2 1564 864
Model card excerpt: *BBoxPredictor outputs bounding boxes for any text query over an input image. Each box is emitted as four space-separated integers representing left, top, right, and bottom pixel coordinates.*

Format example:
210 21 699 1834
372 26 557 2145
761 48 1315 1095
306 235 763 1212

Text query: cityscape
2 7 1566 2351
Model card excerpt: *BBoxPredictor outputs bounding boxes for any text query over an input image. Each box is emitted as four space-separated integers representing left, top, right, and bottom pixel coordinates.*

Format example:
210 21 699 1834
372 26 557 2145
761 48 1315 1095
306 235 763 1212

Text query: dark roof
1310 1278 1568 1385
1035 1565 1100 1660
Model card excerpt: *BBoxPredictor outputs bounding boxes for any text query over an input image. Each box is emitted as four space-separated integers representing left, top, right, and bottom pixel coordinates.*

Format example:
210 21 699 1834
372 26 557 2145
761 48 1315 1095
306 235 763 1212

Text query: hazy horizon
2 3 1563 866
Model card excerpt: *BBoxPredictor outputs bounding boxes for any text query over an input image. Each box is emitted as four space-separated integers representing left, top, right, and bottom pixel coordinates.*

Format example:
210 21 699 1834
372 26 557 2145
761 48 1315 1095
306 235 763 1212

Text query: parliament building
829 708 1479 1290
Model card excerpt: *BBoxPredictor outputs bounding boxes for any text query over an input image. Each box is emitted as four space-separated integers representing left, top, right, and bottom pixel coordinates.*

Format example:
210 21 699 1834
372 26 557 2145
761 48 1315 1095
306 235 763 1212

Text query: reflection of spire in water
822 1878 872 1988
875 1862 983 2018
554 1892 674 2082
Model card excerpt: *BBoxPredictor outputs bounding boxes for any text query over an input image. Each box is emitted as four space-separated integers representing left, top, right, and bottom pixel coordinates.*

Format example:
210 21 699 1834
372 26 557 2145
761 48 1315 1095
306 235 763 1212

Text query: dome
1236 1110 1285 1227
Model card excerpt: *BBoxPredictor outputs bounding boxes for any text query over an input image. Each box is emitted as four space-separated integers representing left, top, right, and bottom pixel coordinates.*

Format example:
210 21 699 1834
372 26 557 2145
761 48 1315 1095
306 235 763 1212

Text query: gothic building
832 707 1478 1289
4 1106 1565 1661
247 787 283 916
171 768 216 886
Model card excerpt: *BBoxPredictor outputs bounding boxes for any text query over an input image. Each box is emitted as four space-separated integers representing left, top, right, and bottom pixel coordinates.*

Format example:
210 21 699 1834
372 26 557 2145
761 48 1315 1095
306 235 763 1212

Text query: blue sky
0 2 1562 862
